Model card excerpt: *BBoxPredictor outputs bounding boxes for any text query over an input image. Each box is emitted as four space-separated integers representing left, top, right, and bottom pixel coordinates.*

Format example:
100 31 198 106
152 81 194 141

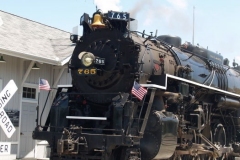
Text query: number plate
94 57 105 65
78 68 97 75
108 11 129 21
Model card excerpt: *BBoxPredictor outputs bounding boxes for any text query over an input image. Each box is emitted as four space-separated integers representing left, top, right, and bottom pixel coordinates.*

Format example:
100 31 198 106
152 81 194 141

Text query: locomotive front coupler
55 125 141 155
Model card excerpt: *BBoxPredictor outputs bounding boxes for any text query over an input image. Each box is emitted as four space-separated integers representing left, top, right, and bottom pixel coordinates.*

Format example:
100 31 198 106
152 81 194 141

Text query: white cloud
133 0 190 34
94 0 121 13
167 0 188 9
236 56 240 63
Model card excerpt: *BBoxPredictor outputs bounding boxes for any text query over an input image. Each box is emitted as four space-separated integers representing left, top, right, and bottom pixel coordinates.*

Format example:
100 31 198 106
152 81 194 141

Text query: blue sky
1 0 240 65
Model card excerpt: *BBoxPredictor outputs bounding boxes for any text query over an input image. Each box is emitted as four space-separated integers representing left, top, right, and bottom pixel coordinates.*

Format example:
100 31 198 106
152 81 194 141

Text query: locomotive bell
91 14 105 28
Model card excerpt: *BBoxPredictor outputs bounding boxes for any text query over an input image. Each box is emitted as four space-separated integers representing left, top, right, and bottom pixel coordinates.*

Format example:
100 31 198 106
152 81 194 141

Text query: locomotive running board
66 116 107 120
141 74 240 98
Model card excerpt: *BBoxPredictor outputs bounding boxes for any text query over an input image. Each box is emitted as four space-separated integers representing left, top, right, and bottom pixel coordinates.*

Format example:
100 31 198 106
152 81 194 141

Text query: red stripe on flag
131 81 147 100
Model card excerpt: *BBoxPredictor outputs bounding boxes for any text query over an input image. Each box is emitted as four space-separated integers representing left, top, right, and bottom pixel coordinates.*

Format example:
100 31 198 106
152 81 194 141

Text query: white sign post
0 80 18 138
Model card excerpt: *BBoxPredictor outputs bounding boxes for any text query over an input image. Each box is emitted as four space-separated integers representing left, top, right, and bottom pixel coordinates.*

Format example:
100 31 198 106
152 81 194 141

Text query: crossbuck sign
0 80 18 138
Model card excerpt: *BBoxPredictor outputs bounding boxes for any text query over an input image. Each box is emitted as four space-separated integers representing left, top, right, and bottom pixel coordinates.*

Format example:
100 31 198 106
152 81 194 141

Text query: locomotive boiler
33 10 240 160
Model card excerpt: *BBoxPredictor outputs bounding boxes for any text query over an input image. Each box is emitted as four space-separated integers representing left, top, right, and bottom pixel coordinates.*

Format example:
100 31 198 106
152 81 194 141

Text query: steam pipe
209 70 215 86
203 69 213 85
215 95 240 109
156 91 183 104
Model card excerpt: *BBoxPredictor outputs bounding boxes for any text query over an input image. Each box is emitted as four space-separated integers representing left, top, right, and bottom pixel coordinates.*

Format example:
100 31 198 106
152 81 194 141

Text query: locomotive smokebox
70 29 139 103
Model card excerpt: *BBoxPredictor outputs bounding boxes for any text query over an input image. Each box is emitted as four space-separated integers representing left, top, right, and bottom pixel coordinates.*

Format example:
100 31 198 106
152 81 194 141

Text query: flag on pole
131 81 147 100
39 78 51 90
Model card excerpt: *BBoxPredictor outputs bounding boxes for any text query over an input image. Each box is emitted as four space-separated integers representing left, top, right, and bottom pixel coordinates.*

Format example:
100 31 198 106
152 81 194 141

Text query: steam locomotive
33 10 240 160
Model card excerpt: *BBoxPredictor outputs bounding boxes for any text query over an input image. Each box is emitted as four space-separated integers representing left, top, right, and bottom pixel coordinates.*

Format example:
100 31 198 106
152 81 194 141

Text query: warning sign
5 110 19 127
0 80 18 138
0 142 10 155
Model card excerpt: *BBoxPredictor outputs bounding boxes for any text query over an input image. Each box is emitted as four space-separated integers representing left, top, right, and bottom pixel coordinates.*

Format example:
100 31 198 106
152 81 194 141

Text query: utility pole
192 6 195 45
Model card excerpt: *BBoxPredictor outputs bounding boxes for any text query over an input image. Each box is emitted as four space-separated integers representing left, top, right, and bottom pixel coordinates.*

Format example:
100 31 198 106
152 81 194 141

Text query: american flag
39 78 51 90
131 81 147 100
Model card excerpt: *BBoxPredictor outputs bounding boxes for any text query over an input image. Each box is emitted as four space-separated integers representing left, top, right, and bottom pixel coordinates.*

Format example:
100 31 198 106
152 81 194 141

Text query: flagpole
36 77 40 127
40 90 51 127
38 78 51 126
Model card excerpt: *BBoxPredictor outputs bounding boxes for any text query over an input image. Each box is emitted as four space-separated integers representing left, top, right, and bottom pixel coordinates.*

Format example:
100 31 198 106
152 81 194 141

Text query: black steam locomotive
33 10 240 160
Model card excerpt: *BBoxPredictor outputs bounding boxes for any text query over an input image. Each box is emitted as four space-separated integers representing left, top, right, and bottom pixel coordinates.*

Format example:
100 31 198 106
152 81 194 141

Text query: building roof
0 10 75 66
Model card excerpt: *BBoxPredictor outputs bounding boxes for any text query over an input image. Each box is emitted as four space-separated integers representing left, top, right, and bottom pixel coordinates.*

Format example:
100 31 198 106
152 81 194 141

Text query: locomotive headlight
78 52 95 67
